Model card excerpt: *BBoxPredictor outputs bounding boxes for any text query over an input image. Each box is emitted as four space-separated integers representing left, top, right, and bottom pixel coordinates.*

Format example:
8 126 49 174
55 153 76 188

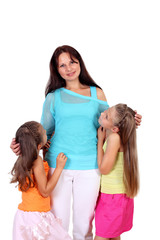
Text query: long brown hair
114 104 139 198
45 45 101 96
10 121 43 191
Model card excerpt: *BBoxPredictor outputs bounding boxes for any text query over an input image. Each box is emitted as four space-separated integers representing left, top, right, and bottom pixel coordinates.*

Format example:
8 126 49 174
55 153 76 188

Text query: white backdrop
0 0 160 239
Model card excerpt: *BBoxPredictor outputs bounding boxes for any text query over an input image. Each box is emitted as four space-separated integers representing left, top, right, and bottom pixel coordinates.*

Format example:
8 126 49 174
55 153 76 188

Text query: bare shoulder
33 156 43 169
96 88 107 101
108 133 121 146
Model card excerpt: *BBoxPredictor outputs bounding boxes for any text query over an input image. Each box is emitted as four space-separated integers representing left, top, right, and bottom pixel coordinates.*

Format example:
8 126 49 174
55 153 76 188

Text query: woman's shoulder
96 87 107 101
46 90 56 97
45 91 57 102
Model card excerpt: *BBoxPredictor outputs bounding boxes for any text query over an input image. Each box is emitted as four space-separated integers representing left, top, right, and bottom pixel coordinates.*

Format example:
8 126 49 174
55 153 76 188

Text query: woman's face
57 52 81 82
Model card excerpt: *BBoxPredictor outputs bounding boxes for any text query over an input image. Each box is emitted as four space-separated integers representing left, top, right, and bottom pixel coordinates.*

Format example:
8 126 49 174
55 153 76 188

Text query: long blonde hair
114 104 139 198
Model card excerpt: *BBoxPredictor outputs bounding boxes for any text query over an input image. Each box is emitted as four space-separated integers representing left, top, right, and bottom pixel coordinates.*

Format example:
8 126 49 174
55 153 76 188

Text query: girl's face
40 125 47 147
98 107 116 130
57 52 81 82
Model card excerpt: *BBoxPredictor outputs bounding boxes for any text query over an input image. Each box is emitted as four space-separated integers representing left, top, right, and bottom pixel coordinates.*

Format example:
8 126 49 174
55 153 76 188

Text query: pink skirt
95 193 134 238
13 209 72 240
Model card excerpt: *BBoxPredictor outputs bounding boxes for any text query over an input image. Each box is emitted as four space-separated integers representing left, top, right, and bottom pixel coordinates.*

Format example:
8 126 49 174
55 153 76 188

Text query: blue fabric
41 87 109 170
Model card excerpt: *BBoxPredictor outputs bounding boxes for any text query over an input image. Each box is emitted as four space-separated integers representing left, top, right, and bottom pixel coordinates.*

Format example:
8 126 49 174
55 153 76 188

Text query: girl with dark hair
11 121 72 240
10 45 142 240
40 45 109 240
95 104 139 240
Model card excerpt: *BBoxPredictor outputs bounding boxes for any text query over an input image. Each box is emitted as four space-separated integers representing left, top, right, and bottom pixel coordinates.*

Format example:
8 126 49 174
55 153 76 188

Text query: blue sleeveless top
41 87 109 170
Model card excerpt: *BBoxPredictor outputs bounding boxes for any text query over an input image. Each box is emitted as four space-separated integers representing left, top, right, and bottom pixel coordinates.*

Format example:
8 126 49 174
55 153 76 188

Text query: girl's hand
134 111 142 128
10 138 21 156
56 153 68 170
97 127 106 142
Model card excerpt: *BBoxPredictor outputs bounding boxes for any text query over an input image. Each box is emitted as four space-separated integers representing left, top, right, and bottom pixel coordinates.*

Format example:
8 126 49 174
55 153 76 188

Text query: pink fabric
95 193 134 238
13 209 72 240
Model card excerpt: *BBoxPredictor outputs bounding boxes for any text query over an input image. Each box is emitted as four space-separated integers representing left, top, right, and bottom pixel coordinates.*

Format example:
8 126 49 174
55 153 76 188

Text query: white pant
49 168 101 240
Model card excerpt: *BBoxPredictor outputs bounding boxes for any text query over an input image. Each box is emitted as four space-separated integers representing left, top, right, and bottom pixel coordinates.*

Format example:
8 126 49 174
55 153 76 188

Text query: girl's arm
98 133 121 175
33 153 67 198
97 127 106 169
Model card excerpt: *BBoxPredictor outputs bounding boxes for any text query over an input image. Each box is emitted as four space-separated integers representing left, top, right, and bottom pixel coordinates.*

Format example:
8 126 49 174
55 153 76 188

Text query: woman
11 45 141 240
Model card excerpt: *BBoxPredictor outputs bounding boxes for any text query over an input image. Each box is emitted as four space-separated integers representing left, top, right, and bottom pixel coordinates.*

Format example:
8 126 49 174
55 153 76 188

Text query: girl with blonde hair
95 104 139 240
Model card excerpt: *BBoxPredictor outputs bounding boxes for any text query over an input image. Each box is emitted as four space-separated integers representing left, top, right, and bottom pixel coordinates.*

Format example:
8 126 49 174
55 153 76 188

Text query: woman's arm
98 133 120 175
134 110 142 127
10 93 56 156
41 93 55 140
33 153 67 198
10 138 21 155
42 131 55 159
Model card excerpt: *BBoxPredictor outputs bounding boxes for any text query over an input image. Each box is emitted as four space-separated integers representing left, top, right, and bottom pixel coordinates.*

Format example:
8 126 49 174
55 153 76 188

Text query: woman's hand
97 126 106 142
42 132 54 159
56 153 68 170
134 111 142 128
10 138 21 155
42 140 51 159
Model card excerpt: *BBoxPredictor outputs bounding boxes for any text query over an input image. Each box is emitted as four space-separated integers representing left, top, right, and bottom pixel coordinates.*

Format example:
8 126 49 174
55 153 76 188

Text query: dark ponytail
10 121 42 191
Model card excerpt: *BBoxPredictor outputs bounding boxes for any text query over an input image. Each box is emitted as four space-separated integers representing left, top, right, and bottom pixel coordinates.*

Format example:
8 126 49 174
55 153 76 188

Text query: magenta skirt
95 193 134 238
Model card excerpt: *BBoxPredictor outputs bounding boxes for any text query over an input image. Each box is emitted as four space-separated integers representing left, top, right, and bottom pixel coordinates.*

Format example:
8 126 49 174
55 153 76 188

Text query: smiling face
39 124 47 147
57 52 81 82
98 107 119 132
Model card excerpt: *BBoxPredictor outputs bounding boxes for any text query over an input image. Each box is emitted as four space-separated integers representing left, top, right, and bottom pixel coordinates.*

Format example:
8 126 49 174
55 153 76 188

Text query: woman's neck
65 80 86 90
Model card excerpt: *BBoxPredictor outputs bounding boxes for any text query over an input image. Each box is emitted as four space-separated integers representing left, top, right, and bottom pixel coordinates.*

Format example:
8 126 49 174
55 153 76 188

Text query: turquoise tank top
41 87 109 170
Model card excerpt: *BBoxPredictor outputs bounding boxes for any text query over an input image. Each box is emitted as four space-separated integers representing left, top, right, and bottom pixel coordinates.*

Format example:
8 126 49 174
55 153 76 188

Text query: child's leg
94 235 120 240
110 236 120 240
94 236 108 240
